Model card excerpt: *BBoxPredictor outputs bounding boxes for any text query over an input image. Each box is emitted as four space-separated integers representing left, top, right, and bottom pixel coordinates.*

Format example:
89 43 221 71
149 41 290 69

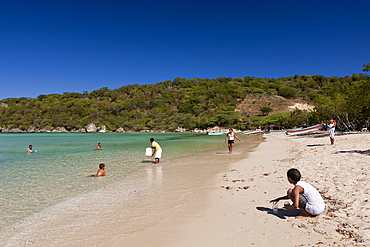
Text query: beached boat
270 127 303 133
285 124 323 135
206 131 225 135
242 129 264 135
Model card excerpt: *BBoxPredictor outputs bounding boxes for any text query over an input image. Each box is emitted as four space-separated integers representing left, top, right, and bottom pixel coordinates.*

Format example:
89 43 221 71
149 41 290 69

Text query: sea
0 133 233 230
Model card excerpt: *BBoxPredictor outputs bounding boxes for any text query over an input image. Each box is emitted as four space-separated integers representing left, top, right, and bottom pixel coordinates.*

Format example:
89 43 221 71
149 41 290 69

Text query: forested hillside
0 64 369 132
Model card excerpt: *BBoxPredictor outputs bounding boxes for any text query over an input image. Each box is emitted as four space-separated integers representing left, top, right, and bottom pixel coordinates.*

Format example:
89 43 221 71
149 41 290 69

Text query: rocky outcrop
39 128 52 133
0 125 212 133
98 125 106 133
85 123 97 133
8 128 23 133
174 127 186 132
52 127 68 133
27 127 36 133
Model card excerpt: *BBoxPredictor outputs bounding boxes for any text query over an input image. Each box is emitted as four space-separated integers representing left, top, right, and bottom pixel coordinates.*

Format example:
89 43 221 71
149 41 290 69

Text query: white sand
276 132 370 245
111 132 370 247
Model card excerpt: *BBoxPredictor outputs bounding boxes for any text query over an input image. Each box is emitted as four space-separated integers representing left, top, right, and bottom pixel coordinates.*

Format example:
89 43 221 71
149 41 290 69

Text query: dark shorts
299 194 308 209
228 140 234 144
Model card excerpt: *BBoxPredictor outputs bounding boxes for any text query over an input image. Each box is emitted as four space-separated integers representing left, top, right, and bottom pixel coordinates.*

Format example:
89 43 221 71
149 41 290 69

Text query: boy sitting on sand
89 163 106 177
270 168 325 218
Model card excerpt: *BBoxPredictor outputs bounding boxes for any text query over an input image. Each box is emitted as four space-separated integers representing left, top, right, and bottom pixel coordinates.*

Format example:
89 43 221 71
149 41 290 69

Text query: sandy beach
1 131 369 246
110 131 370 247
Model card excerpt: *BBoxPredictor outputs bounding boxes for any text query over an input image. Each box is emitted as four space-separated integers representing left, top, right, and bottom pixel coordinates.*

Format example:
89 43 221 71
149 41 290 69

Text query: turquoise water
0 132 227 231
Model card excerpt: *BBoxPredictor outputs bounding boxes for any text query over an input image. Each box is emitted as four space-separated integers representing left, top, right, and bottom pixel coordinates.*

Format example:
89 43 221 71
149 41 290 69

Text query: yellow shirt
152 141 162 151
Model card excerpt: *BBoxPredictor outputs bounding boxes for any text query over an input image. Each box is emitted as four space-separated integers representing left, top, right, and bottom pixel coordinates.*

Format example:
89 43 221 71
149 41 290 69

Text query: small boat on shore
270 127 303 133
206 131 225 135
242 129 264 135
285 124 323 135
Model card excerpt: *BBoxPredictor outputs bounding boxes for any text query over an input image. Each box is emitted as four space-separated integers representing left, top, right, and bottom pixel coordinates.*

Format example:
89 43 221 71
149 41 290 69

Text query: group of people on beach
226 117 336 218
89 138 162 177
269 116 337 218
26 121 334 218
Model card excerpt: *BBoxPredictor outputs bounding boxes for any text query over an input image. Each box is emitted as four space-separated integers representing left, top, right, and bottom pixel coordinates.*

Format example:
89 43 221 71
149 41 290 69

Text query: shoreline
110 133 325 246
1 132 369 246
0 134 263 246
110 132 370 247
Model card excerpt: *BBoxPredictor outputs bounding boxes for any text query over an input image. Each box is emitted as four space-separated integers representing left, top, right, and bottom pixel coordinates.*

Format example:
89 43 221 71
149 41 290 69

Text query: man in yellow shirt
150 138 162 164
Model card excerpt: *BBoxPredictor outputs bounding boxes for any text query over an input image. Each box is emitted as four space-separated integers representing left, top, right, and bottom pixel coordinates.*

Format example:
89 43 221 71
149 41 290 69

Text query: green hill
0 65 369 132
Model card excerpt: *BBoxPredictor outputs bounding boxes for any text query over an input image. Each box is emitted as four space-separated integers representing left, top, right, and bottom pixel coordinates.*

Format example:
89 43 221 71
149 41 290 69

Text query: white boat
206 131 225 135
285 124 323 135
242 129 263 135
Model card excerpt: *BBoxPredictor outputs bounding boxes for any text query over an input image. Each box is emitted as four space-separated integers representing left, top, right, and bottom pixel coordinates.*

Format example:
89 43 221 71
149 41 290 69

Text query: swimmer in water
89 163 106 177
26 145 33 153
96 142 102 149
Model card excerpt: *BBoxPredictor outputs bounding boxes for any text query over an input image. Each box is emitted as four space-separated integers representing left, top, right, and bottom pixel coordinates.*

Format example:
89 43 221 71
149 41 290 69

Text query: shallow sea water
0 132 262 246
0 132 229 230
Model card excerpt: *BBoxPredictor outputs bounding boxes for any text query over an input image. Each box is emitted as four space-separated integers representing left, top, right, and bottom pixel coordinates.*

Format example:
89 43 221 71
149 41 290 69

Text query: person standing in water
225 129 241 154
96 142 102 149
150 138 162 164
26 145 33 153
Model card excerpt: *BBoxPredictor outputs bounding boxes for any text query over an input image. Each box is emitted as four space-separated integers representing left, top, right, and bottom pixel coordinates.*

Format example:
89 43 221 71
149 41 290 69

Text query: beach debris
262 171 277 176
222 186 231 191
221 185 250 192
296 223 308 229
232 179 245 183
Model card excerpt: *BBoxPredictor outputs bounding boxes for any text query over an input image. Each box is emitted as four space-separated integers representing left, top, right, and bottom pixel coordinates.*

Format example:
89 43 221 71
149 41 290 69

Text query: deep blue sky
0 0 369 100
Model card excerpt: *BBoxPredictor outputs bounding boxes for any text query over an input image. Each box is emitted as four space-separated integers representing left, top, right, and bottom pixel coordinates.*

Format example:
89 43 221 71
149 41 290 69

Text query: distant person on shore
270 168 325 218
225 129 241 154
327 116 337 145
26 145 34 153
150 138 162 164
96 142 102 149
88 163 106 177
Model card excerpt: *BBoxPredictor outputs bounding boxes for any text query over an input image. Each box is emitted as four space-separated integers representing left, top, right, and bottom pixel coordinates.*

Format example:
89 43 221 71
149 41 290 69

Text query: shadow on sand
307 144 325 147
141 160 156 163
335 149 370 156
256 206 301 219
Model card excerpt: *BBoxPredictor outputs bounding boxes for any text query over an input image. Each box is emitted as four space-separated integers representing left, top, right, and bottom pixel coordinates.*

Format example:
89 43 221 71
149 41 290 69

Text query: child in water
26 145 35 153
89 163 106 177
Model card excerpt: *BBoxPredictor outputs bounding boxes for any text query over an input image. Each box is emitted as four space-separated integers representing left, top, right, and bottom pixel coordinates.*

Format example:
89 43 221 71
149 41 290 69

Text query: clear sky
0 0 369 100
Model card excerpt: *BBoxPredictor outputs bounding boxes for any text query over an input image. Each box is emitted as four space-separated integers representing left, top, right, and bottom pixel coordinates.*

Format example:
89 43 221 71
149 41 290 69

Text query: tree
260 106 273 116
362 63 370 72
